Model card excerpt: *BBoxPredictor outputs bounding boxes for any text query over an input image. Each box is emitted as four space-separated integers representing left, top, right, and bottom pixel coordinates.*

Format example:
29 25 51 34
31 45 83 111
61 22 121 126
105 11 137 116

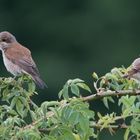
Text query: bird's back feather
4 42 47 88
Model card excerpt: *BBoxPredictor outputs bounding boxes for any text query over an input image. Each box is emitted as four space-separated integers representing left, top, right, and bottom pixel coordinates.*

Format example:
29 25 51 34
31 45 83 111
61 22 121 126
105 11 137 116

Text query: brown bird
124 58 140 80
0 31 47 89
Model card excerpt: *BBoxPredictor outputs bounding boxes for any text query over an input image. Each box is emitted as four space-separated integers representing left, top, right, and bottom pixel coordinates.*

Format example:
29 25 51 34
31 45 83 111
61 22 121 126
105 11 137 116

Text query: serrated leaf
71 78 84 84
79 114 89 133
8 109 17 116
130 119 140 134
122 108 131 117
58 132 76 140
30 110 37 121
63 85 69 100
58 85 69 100
76 83 91 93
22 109 28 118
28 81 36 93
16 99 24 117
102 98 109 109
11 97 18 109
108 97 115 103
69 112 80 125
62 106 74 122
14 117 22 126
27 131 41 140
71 84 80 96
119 95 136 108
19 96 28 107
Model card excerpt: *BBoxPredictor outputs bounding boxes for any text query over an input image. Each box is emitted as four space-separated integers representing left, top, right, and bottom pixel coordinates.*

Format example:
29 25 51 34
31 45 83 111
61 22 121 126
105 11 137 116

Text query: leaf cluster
0 67 140 140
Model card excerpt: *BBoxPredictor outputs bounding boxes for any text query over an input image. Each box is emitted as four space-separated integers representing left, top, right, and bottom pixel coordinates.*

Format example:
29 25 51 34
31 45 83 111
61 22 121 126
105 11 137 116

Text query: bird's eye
2 38 6 42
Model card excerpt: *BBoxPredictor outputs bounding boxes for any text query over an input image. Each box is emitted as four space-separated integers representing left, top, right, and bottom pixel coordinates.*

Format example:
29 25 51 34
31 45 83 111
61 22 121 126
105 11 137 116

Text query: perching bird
0 31 47 89
124 58 140 80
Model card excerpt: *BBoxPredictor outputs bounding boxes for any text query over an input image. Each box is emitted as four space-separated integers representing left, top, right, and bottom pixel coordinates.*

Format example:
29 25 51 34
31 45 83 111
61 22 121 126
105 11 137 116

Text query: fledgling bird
0 31 47 89
124 58 140 80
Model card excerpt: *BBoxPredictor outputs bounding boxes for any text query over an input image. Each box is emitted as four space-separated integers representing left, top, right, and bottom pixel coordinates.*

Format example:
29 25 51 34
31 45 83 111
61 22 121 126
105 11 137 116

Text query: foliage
0 67 140 140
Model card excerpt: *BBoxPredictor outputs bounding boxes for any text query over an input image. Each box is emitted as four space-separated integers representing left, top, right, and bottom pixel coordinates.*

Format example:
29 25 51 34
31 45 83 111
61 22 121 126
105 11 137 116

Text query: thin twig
21 89 140 131
90 123 129 129
82 89 140 101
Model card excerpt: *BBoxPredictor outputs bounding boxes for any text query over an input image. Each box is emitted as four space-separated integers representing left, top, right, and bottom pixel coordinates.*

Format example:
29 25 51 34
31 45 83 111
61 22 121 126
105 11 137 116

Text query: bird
124 58 140 80
0 31 47 89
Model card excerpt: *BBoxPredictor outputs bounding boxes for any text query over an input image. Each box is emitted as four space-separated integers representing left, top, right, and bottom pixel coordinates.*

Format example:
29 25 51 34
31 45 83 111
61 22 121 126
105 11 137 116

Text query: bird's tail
32 75 47 89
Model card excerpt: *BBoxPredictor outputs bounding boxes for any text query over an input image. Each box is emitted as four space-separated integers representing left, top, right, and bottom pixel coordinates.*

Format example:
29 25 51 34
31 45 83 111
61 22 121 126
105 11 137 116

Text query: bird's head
0 31 16 51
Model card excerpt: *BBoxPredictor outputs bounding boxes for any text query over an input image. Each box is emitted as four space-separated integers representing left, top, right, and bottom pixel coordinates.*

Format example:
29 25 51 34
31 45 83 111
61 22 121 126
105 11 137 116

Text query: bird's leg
13 75 17 80
13 73 23 80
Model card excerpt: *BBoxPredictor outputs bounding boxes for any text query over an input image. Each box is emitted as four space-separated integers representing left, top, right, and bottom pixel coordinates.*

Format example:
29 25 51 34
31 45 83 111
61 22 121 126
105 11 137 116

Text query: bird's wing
5 42 40 76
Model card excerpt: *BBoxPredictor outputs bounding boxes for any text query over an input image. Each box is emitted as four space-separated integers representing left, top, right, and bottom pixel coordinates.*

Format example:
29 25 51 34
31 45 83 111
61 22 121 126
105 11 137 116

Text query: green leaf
76 83 91 93
8 109 17 116
79 114 89 133
63 85 69 100
130 119 140 134
71 84 80 96
11 97 18 109
43 136 56 140
58 127 76 140
30 110 37 121
2 87 10 102
26 132 41 140
16 99 24 117
28 81 36 92
119 95 136 109
58 89 63 99
102 98 109 109
14 117 23 126
69 112 80 125
92 72 98 79
100 79 106 87
71 78 84 84
122 108 131 117
19 96 29 109
108 97 115 103
22 108 29 118
124 128 130 140
73 134 81 140
58 84 69 100
61 106 74 122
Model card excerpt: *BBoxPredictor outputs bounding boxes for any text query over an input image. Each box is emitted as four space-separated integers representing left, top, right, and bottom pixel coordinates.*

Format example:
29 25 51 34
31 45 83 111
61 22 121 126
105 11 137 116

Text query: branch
22 111 54 130
82 89 140 101
37 124 129 133
90 123 128 129
21 89 140 132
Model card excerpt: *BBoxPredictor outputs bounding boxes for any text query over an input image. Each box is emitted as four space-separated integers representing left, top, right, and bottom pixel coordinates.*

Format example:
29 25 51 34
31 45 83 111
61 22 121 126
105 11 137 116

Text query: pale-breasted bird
0 31 47 89
124 58 140 80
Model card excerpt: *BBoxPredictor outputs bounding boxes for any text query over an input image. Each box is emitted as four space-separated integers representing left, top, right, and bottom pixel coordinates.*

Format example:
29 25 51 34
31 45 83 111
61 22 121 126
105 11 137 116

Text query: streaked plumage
0 31 47 89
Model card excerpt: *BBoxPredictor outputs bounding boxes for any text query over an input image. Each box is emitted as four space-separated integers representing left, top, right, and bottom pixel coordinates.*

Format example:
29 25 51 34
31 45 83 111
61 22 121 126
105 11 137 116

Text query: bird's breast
2 52 22 76
132 73 140 81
